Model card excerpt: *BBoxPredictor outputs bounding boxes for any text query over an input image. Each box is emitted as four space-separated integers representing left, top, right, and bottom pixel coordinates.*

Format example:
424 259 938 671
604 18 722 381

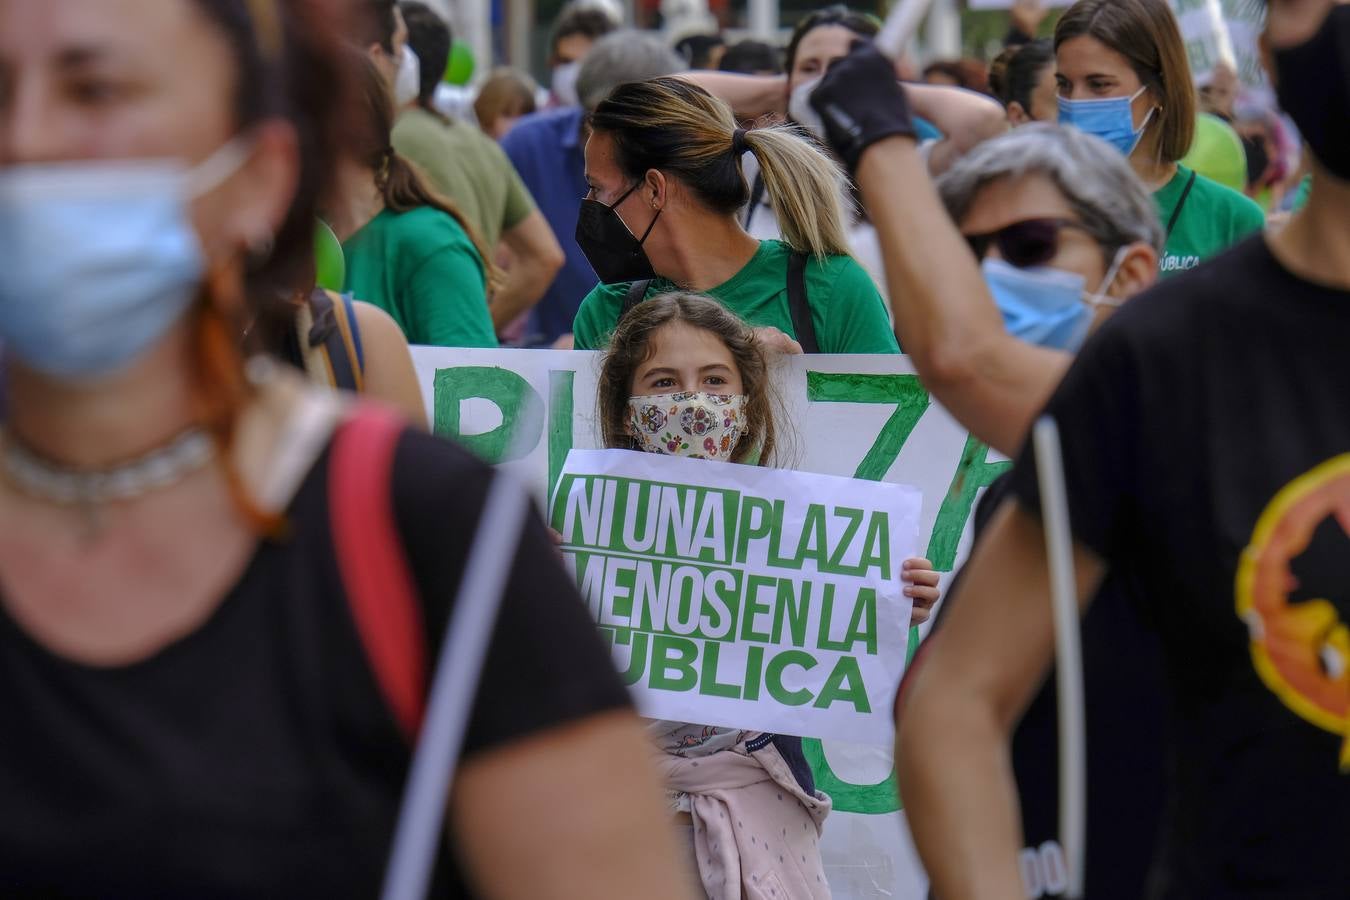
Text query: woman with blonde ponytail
571 77 898 353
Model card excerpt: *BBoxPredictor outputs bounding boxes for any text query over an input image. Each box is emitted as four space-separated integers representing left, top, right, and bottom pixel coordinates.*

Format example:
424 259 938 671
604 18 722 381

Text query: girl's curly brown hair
597 292 777 466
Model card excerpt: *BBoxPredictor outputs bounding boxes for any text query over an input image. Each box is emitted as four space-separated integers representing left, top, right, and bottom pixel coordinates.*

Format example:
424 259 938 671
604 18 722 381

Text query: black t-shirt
929 475 1167 900
0 429 631 898
1007 236 1350 898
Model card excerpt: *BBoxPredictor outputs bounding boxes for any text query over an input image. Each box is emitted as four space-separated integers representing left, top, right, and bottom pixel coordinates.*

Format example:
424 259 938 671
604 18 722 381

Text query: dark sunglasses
964 218 1090 269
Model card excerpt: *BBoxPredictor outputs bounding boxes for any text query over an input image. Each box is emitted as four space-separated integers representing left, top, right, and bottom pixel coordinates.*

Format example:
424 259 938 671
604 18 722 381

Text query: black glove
808 41 917 174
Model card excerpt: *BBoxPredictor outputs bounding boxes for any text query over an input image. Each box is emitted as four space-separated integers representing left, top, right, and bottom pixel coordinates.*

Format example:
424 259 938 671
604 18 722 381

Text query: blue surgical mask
983 249 1127 352
1057 86 1155 156
0 139 251 381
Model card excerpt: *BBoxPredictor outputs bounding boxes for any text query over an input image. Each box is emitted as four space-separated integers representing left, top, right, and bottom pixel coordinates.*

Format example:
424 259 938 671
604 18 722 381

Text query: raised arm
677 71 788 122
856 139 1071 457
903 83 1008 175
806 45 1074 457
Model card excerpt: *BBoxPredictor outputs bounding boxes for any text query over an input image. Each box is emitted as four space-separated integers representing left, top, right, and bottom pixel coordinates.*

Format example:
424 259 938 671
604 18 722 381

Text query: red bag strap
329 405 427 741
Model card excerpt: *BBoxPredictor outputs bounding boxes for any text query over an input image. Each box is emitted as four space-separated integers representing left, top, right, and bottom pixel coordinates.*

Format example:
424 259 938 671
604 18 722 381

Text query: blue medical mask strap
187 137 256 199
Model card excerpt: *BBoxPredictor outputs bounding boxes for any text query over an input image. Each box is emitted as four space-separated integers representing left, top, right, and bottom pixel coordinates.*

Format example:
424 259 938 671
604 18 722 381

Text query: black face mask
575 182 662 284
1273 5 1350 180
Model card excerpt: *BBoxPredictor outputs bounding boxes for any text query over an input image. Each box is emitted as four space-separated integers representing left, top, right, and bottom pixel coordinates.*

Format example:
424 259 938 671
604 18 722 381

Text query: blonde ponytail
740 127 853 259
590 77 852 260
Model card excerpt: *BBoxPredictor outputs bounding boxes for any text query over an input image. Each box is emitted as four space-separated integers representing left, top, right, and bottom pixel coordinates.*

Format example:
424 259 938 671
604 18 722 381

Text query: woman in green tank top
1053 0 1265 278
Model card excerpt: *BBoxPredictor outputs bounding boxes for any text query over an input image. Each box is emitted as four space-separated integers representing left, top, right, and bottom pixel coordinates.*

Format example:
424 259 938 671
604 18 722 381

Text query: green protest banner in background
551 449 919 746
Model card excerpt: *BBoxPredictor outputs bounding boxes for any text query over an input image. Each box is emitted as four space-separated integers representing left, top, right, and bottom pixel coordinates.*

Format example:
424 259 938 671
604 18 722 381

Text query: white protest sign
412 347 1008 899
552 448 919 746
1220 0 1273 103
1170 0 1237 83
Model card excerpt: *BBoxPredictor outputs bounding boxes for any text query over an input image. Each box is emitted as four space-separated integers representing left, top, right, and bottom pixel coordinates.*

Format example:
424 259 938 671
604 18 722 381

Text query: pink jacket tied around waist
657 737 833 900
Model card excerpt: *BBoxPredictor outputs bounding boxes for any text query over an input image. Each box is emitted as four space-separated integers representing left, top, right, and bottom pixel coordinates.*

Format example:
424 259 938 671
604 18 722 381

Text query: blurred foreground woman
0 1 695 897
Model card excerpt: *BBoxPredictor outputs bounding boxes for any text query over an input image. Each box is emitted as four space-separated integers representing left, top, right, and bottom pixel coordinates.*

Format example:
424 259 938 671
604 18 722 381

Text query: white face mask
0 139 253 380
551 61 581 107
627 392 747 461
395 45 421 107
788 76 825 140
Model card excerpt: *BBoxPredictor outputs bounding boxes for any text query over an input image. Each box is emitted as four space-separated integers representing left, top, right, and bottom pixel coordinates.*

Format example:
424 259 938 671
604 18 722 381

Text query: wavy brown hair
597 293 776 466
348 52 499 289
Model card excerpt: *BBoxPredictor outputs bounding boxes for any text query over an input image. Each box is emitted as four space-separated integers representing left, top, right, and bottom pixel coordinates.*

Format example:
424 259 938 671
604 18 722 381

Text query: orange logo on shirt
1236 454 1350 772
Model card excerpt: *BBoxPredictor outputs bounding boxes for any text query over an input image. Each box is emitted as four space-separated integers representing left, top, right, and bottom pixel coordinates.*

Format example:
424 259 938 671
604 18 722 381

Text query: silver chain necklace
2 428 217 508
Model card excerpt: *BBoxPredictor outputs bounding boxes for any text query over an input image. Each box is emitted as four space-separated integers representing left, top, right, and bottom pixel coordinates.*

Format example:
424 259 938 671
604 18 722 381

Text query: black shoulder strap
618 279 651 323
1165 170 1198 238
743 172 767 231
786 252 818 354
305 288 362 392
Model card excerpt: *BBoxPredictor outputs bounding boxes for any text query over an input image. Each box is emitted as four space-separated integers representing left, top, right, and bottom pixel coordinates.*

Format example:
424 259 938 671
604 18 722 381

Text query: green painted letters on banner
433 367 544 463
548 370 574 505
806 372 931 482
925 434 1012 571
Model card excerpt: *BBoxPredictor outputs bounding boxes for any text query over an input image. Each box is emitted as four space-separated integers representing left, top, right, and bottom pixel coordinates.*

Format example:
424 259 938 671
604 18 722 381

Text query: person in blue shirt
501 31 683 347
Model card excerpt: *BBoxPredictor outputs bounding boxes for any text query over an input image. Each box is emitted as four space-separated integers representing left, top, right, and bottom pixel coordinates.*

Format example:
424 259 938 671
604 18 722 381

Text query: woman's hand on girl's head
902 557 942 625
752 325 804 356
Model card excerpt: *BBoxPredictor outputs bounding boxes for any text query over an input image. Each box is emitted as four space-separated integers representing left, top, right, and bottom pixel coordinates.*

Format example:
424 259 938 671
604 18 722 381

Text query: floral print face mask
626 391 747 461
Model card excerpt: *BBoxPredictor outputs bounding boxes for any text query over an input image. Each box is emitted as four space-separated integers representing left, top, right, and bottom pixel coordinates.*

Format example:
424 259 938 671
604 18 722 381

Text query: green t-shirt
392 108 535 249
1154 164 1265 278
572 240 900 354
342 206 497 348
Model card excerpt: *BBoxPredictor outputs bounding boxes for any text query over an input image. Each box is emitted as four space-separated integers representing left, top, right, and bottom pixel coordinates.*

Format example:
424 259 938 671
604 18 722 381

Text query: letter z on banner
551 448 921 747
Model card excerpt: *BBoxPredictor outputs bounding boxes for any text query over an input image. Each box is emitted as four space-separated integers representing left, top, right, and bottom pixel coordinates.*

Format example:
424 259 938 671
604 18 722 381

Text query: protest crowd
0 0 1345 897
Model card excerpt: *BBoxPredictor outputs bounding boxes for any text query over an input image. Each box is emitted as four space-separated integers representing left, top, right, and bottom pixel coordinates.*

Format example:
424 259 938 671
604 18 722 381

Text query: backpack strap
617 279 652 324
329 405 427 742
298 289 365 393
786 252 819 354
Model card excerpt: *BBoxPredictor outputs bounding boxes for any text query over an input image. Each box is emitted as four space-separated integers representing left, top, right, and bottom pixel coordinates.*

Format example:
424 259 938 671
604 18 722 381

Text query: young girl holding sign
596 291 938 897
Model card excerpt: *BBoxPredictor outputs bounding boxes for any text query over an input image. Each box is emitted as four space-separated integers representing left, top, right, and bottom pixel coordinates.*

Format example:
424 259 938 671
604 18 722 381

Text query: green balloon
1181 113 1248 194
313 219 346 292
443 40 475 86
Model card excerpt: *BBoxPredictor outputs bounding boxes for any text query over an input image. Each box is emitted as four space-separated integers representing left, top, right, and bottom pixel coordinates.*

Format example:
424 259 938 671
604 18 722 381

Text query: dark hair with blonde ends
1055 0 1196 163
598 293 776 466
589 77 852 259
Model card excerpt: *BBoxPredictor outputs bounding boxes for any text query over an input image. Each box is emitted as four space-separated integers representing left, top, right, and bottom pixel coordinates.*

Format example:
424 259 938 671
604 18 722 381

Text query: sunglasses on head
964 218 1090 269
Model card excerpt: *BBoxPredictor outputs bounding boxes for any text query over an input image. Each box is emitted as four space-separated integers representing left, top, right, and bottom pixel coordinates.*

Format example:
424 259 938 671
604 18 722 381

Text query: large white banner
413 348 1008 899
